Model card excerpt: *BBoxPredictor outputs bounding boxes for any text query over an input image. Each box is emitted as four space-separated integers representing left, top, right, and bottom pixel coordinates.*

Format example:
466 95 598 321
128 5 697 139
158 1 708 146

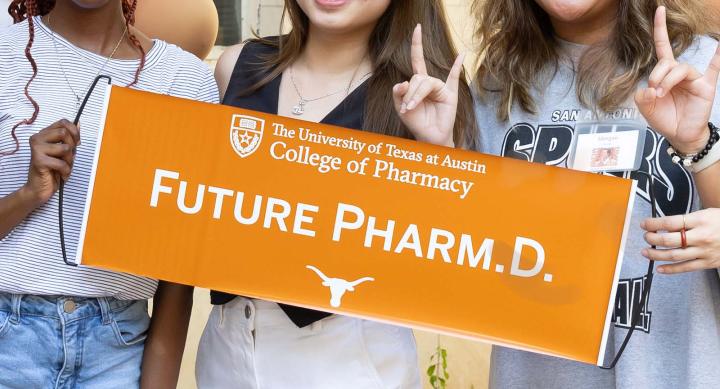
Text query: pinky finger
657 259 709 274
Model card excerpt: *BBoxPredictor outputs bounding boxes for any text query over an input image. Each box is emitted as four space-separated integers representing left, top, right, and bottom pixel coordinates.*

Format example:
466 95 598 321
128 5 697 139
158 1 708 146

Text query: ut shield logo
230 114 264 158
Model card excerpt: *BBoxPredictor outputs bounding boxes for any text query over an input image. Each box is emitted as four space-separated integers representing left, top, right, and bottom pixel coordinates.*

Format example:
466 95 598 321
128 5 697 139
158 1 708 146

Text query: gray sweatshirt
475 36 720 389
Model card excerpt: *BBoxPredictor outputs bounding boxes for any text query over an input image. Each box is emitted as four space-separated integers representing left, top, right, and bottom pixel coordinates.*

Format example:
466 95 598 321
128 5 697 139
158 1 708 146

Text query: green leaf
444 371 450 379
427 365 436 375
441 349 448 358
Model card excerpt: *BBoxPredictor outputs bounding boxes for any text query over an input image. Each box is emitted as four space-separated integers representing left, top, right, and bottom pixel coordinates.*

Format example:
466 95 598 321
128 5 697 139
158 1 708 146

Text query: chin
535 0 604 22
70 0 114 9
296 0 390 33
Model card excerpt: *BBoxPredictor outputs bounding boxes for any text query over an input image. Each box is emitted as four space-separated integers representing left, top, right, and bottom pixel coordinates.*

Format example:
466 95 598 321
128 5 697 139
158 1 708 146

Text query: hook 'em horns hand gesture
393 24 464 148
635 6 720 154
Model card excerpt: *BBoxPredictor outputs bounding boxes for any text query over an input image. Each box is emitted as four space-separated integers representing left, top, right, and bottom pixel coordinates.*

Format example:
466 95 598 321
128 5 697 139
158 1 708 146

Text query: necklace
289 57 372 116
45 14 128 109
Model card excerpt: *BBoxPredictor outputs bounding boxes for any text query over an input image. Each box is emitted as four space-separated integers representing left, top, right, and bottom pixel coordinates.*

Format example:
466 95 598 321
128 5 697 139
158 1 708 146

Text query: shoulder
158 42 213 78
153 42 218 102
215 37 281 78
677 35 719 69
215 43 244 100
0 20 30 53
215 36 282 100
216 43 244 80
155 42 214 85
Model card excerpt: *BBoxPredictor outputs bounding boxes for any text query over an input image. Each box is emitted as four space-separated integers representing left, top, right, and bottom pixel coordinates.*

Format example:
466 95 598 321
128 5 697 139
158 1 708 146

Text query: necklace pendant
292 100 306 116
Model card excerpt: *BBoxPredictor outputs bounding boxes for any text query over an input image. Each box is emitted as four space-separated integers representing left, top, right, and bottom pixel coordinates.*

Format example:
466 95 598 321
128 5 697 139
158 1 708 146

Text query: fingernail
400 103 407 113
407 100 416 110
641 249 649 257
657 87 664 97
640 220 647 229
657 267 666 274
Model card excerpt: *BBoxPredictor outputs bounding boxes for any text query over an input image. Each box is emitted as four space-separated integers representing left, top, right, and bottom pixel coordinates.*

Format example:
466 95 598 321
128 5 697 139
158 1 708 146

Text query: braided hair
2 0 145 155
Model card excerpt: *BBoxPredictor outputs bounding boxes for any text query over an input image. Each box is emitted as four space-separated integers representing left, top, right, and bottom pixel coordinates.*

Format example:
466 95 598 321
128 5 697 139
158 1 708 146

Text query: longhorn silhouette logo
306 265 374 308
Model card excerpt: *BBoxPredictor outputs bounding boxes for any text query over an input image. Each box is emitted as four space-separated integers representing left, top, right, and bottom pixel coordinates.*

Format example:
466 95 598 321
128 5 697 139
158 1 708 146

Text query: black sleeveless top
210 38 369 328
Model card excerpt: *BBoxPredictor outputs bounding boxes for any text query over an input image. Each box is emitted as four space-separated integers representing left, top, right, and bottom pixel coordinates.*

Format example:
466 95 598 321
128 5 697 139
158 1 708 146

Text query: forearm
0 186 38 240
694 160 720 208
140 282 194 389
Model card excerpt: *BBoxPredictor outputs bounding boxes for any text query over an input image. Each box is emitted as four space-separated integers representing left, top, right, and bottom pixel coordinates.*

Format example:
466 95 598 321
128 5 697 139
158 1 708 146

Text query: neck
298 24 374 75
551 6 617 45
44 0 127 54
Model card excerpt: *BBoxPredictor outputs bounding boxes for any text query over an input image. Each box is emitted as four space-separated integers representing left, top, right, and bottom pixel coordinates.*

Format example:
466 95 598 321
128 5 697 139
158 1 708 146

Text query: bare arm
140 282 194 389
0 188 39 240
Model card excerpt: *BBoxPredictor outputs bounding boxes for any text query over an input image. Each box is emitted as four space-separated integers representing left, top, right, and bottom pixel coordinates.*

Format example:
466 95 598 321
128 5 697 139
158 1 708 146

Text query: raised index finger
411 24 428 75
654 6 675 61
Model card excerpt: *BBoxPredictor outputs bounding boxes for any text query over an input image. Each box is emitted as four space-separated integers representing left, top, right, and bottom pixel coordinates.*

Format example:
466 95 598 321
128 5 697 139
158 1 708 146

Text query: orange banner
77 86 636 365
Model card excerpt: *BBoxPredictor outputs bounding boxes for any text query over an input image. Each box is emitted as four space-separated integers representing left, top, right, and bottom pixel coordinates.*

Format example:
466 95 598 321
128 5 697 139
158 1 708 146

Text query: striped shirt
0 17 219 300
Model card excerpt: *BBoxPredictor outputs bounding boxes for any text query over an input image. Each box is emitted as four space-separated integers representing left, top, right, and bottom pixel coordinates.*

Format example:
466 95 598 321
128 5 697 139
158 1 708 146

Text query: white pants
196 298 421 389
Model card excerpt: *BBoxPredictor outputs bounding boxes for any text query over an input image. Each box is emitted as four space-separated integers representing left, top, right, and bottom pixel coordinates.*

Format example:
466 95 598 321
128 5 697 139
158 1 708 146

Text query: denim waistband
0 293 141 324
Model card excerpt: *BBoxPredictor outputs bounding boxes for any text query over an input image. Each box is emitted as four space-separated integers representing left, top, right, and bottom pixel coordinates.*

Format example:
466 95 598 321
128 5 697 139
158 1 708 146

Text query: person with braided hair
0 0 218 387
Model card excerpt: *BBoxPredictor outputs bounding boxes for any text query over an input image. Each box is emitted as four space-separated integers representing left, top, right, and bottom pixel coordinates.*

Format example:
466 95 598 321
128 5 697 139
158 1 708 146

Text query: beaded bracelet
667 122 720 167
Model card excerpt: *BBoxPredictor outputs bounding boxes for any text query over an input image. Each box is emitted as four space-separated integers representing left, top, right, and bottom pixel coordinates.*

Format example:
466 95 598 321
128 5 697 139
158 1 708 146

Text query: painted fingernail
407 100 416 110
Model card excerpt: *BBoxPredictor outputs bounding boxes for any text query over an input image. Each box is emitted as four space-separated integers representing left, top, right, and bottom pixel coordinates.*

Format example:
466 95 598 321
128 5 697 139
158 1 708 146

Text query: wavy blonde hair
473 0 714 121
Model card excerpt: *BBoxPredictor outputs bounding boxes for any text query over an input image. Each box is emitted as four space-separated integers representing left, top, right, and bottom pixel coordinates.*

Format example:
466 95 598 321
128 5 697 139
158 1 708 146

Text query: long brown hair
2 0 145 156
244 0 478 149
473 0 713 121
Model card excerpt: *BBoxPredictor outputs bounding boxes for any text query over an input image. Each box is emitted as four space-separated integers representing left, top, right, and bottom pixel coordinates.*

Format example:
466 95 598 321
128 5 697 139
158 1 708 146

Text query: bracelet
667 122 720 171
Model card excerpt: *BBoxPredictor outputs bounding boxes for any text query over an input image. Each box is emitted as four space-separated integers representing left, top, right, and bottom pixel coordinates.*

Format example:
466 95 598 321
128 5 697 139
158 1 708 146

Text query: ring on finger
680 214 688 249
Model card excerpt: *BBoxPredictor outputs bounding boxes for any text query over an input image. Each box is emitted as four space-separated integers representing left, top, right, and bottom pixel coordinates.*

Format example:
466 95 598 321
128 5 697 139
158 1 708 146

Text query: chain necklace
289 57 372 116
45 14 128 109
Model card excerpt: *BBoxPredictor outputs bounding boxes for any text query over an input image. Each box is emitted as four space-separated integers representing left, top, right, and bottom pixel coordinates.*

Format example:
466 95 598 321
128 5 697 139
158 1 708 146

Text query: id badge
569 108 647 173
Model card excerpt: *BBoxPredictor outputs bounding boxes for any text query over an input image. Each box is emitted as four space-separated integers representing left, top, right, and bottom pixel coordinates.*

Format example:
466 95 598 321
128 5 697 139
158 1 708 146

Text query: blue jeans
0 294 150 389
